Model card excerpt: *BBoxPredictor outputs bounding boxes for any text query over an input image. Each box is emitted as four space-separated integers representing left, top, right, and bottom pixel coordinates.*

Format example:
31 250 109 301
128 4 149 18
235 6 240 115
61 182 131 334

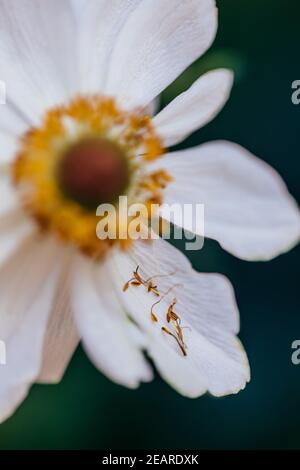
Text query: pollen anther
123 266 188 356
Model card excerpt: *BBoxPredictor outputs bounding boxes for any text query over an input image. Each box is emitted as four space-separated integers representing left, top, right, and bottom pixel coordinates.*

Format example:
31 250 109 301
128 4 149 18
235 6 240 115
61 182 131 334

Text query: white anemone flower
0 0 299 423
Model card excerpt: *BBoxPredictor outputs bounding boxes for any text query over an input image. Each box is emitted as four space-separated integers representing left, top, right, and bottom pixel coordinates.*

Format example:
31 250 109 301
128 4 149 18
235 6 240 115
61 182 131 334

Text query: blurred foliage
0 0 299 450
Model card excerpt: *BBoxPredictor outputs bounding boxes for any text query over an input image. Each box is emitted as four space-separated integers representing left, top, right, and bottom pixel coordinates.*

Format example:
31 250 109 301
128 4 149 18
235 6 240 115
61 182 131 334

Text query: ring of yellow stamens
12 96 169 257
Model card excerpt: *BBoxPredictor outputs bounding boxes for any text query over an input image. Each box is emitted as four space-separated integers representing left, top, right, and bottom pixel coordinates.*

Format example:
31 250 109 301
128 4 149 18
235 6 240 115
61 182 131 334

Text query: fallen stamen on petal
150 285 179 320
161 326 187 357
123 266 161 295
123 266 188 356
165 297 187 356
166 298 180 323
151 312 158 323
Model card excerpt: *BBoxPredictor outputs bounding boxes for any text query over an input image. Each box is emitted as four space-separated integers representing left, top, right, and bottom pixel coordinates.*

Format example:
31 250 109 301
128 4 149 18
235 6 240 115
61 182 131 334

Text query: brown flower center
58 138 129 209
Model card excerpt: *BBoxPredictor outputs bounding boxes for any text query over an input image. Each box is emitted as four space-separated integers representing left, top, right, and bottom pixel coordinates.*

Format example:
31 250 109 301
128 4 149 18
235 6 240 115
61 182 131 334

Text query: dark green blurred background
1 0 299 450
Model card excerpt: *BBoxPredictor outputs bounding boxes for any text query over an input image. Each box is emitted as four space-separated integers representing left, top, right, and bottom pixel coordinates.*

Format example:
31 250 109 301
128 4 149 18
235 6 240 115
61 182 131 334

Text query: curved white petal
77 0 142 93
157 141 300 260
71 253 153 389
0 235 64 423
0 0 76 124
111 239 249 398
154 69 233 147
37 256 79 384
105 0 218 107
0 209 36 268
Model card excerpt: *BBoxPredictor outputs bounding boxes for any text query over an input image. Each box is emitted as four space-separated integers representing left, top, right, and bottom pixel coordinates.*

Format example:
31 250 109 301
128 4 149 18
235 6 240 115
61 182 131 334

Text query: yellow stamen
12 96 170 258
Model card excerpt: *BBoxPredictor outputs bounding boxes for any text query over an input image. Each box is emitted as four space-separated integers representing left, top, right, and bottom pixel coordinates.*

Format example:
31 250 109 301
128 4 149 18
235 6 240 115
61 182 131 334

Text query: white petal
0 209 36 268
147 97 161 117
0 103 28 164
154 69 233 147
37 256 79 384
110 239 249 398
105 0 218 107
71 253 153 389
77 0 142 93
0 104 28 138
158 141 300 260
0 170 20 215
0 0 76 124
69 0 87 20
0 133 20 164
0 236 63 423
